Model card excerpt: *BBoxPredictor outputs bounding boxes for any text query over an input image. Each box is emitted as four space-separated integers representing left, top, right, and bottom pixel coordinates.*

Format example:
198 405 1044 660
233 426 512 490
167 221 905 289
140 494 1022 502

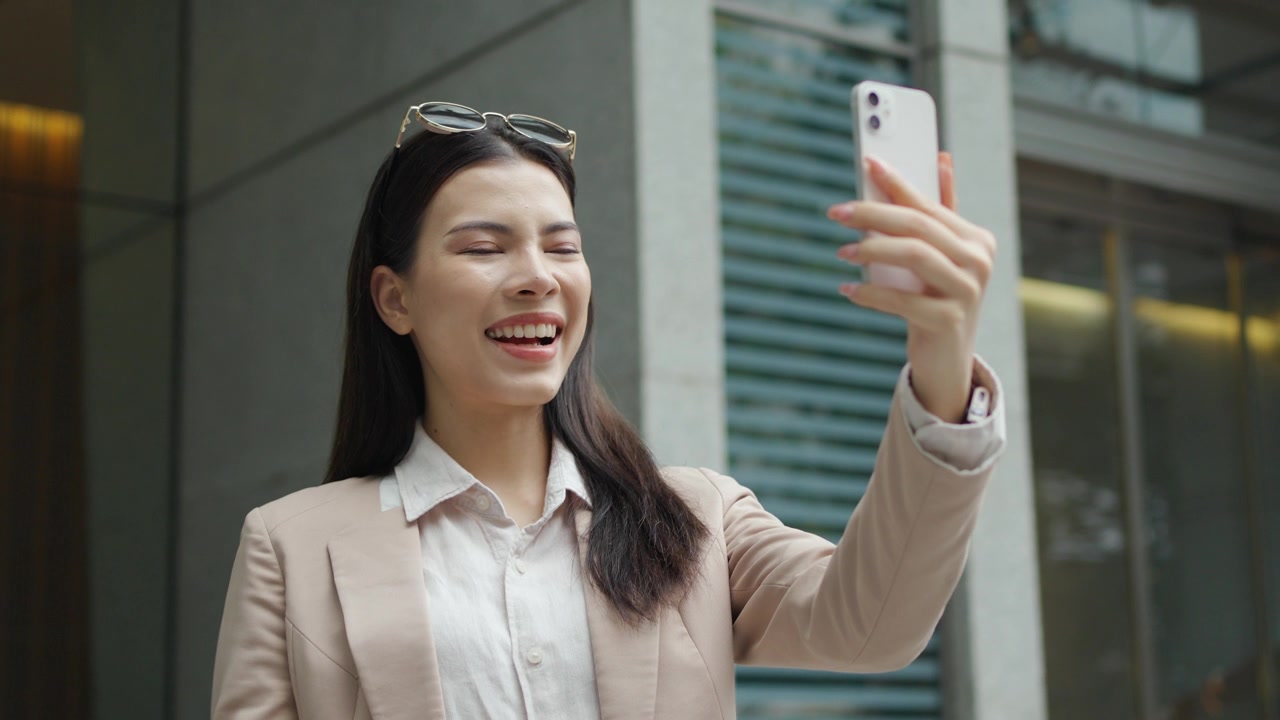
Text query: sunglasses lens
508 115 571 145
420 104 486 130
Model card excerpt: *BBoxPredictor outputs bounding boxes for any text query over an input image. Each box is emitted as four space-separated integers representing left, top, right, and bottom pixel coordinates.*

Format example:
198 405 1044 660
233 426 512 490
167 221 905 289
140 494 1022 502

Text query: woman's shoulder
249 474 385 541
659 465 750 517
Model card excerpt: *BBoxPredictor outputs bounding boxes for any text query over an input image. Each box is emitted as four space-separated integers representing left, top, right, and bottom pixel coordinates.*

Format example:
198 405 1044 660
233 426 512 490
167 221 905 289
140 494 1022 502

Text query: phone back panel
851 81 940 205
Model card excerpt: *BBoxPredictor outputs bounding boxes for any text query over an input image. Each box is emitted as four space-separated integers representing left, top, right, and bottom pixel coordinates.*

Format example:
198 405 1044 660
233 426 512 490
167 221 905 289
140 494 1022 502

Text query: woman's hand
826 152 997 423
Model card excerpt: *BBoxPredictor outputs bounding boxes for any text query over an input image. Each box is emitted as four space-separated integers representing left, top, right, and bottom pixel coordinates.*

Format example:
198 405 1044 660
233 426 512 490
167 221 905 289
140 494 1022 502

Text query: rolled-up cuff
897 354 1007 475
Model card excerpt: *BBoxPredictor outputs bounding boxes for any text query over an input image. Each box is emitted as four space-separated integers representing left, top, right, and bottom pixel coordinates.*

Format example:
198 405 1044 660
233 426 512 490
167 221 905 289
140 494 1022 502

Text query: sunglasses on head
394 101 577 162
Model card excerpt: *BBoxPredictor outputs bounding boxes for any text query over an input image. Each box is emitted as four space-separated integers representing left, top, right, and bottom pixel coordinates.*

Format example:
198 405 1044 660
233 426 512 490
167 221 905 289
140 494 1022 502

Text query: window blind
716 6 943 718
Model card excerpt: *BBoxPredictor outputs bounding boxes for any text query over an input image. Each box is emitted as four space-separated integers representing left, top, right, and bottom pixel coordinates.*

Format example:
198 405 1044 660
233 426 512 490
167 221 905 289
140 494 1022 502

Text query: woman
212 102 1006 720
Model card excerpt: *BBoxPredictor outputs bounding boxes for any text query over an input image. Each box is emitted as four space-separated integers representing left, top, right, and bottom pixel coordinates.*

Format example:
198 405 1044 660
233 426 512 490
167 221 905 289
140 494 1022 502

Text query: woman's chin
479 377 564 410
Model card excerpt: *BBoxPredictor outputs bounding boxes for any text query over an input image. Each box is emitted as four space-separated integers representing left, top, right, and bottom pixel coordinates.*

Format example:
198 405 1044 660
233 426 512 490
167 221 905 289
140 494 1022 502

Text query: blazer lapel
574 506 659 720
329 506 445 720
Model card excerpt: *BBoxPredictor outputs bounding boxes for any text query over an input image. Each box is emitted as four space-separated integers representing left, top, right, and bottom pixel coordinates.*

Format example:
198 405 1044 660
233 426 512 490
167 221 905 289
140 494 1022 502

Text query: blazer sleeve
211 507 299 719
714 360 1005 673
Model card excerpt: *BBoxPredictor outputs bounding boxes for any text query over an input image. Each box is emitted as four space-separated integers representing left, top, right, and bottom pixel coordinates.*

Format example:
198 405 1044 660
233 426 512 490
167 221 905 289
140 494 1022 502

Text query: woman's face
373 158 591 417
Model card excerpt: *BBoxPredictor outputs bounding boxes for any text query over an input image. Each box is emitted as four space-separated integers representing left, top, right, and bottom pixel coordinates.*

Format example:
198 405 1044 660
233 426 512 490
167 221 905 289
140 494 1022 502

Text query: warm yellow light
0 102 83 187
1133 298 1236 342
1131 299 1279 351
1246 316 1279 352
0 101 82 142
1019 277 1110 319
1019 277 1279 352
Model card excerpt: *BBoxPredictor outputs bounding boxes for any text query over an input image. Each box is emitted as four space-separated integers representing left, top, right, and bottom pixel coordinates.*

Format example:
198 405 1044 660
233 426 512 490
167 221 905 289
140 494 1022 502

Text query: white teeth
487 322 561 339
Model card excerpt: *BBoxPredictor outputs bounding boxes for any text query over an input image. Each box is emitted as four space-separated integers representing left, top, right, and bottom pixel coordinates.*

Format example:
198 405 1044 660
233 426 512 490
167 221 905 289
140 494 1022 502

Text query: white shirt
380 423 600 720
379 355 1006 719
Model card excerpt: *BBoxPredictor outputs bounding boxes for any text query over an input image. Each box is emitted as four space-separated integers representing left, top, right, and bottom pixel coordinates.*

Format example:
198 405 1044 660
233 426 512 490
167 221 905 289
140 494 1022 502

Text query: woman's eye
549 247 581 255
462 248 501 255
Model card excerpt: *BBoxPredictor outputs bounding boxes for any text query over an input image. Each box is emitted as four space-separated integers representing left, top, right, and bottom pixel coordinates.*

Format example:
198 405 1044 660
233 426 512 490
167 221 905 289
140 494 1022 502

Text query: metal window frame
1104 217 1161 720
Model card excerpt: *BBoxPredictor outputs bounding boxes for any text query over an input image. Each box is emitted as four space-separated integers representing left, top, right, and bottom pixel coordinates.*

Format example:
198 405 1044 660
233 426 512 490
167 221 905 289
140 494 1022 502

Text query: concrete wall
631 0 724 469
918 1 1050 718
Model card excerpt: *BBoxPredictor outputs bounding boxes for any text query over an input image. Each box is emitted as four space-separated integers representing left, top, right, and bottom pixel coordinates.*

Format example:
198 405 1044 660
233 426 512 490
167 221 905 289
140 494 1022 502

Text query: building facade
1 1 1277 718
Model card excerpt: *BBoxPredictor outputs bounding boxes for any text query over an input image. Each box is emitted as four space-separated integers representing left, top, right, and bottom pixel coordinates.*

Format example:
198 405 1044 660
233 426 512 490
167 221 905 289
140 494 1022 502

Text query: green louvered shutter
716 3 944 718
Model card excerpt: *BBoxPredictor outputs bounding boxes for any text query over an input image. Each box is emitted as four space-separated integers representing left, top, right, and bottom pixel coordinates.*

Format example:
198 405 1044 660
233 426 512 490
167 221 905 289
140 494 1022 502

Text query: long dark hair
323 117 708 624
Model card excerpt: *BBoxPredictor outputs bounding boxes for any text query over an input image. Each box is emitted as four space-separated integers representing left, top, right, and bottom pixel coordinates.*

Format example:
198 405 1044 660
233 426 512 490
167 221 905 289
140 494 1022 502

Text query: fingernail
865 155 883 174
828 203 854 220
840 282 862 297
837 244 859 261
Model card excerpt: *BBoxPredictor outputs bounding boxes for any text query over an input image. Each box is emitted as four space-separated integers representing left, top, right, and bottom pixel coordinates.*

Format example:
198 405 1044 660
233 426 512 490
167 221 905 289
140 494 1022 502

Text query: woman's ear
370 265 414 336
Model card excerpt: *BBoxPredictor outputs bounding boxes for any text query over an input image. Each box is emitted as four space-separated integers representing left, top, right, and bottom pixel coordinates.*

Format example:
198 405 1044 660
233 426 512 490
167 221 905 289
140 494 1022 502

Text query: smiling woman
211 100 1009 720
368 158 593 422
328 112 708 613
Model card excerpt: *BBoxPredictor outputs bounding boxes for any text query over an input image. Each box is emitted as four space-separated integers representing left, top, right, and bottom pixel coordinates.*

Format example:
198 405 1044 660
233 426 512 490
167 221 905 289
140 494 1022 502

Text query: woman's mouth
484 320 563 362
484 322 561 346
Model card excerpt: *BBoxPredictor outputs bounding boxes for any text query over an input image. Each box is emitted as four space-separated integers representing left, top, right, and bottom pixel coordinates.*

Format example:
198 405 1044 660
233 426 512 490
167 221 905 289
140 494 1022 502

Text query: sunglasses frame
394 101 577 162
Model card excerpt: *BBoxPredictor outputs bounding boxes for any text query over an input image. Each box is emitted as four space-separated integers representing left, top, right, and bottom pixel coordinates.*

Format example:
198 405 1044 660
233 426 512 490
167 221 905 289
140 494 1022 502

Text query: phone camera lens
869 115 881 130
868 92 880 107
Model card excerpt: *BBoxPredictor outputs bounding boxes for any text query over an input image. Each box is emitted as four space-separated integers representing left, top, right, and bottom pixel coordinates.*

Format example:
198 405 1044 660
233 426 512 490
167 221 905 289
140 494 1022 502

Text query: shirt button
514 558 527 574
472 493 492 512
526 648 543 666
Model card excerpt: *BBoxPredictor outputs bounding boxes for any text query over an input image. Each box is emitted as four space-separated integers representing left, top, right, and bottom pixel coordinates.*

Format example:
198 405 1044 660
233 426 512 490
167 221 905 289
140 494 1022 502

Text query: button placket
512 532 535 573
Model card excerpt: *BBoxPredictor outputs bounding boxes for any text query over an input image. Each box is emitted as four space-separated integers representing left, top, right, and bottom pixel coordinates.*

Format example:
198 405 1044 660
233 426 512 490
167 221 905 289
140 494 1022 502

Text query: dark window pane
1021 194 1139 720
1128 237 1263 720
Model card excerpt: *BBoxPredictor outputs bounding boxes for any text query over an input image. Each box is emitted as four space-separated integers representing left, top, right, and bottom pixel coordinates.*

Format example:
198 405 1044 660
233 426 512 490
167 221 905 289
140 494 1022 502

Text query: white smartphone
850 80 941 295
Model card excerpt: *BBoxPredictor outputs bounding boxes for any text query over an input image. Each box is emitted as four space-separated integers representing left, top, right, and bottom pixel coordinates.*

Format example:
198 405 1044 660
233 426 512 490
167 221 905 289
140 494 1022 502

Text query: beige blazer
212 366 999 720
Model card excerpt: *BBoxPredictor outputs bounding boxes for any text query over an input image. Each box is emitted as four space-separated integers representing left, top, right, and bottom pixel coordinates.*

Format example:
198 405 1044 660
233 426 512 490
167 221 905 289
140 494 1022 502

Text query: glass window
1021 194 1138 720
1020 160 1280 720
1009 0 1280 148
1128 237 1262 719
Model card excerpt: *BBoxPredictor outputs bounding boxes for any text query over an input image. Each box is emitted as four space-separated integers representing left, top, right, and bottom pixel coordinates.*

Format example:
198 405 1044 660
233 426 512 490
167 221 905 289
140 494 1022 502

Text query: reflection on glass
0 99 89 720
1009 0 1280 148
1021 210 1138 720
1 2 180 718
1128 239 1262 719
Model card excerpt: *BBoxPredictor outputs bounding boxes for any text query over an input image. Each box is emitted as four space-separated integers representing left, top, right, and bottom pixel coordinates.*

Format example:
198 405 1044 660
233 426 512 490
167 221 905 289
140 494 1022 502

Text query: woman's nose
508 251 559 297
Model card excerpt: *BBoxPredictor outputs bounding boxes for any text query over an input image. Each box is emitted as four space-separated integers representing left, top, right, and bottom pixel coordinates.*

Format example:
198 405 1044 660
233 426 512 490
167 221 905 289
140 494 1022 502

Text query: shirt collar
393 418 591 523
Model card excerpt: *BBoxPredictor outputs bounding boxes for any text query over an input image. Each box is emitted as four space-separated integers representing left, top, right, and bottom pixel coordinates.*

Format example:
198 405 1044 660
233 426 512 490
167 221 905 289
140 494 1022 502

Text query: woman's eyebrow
444 220 579 236
543 221 580 234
